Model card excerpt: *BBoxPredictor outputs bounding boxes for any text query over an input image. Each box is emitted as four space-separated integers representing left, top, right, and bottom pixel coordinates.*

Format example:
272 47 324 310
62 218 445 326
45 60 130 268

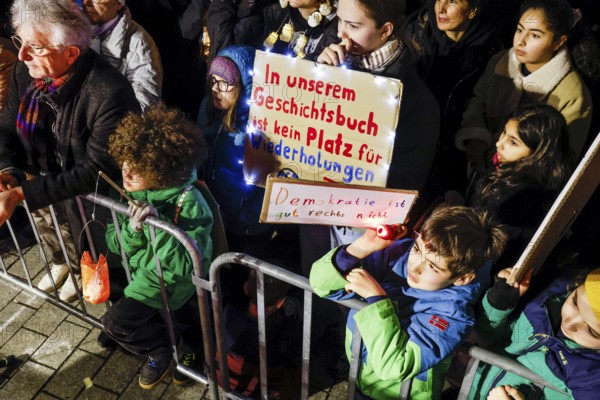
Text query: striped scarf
348 38 403 72
16 72 73 142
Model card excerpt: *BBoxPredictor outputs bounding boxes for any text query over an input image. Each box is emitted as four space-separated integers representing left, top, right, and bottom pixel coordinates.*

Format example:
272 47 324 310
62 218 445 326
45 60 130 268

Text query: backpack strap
173 184 193 224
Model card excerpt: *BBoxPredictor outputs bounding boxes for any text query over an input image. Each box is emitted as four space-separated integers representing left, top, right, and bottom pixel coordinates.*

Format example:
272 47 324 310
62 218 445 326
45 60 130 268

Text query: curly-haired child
102 104 213 389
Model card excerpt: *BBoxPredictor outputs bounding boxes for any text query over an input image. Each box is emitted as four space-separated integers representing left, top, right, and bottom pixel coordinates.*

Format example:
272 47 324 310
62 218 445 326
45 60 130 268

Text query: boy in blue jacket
310 206 507 399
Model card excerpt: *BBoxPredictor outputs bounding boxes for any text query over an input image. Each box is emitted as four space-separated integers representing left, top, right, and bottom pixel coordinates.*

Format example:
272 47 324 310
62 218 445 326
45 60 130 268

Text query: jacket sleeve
548 71 592 164
0 41 17 113
21 73 140 211
475 290 514 341
353 299 422 381
125 28 163 111
455 54 497 151
309 247 352 298
0 62 27 173
206 0 238 57
105 210 148 260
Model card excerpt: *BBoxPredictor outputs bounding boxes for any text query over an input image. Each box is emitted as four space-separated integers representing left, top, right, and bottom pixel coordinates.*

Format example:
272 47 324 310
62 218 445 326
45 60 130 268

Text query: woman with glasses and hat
197 45 300 303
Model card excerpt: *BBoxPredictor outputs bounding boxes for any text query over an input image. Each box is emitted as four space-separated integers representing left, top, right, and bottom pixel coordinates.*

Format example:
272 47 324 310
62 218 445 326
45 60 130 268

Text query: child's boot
139 352 172 389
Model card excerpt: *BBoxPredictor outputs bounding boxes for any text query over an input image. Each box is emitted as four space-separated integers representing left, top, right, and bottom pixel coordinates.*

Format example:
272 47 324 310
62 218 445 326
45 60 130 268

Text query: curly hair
108 104 208 189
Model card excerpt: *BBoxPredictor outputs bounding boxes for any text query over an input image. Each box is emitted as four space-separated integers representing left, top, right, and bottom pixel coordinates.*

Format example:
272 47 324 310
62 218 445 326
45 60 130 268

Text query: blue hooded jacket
198 45 267 233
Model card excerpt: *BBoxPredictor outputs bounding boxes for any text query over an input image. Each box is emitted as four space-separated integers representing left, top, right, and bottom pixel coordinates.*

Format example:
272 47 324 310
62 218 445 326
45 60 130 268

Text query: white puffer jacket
92 10 163 111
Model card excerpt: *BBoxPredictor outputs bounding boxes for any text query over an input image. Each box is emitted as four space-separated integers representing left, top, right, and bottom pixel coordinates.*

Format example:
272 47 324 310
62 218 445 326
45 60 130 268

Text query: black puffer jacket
0 50 140 211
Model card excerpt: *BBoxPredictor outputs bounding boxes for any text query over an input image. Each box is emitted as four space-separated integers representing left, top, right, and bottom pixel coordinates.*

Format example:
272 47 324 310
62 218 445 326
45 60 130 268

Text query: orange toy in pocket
81 251 110 304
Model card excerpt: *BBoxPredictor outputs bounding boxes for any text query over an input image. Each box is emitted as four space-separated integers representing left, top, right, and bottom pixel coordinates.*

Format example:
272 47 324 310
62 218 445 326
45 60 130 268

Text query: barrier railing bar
49 203 86 311
347 322 362 400
0 269 103 329
459 346 571 399
76 196 97 262
148 225 180 360
5 214 34 287
301 288 312 399
256 270 269 400
22 202 54 294
209 252 366 400
108 208 132 283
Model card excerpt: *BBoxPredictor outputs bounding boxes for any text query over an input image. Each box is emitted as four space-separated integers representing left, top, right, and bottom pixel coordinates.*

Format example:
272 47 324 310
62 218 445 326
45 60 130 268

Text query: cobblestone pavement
0 239 348 400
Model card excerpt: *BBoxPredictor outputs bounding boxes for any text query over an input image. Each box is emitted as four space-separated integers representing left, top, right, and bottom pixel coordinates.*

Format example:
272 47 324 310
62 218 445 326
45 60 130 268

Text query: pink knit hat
208 56 241 85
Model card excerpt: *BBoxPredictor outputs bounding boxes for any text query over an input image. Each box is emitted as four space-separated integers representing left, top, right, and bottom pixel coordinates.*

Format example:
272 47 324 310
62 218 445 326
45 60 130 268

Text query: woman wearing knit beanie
197 45 300 304
469 267 600 399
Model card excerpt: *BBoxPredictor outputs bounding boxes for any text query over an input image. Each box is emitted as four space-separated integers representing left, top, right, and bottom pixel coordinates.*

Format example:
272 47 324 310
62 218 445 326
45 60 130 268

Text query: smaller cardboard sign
260 176 418 227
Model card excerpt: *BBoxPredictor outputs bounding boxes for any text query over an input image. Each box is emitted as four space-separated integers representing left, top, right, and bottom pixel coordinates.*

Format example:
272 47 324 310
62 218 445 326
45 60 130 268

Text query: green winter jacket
106 176 213 310
470 276 600 399
311 243 491 400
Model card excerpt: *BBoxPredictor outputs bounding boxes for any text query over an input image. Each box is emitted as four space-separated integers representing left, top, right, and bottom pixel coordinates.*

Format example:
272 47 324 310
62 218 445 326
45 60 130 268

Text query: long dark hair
518 0 597 79
473 103 570 209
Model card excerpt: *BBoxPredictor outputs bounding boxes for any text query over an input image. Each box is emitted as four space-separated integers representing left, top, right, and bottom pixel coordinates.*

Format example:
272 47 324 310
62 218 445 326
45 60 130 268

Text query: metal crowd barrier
3 192 562 400
0 192 370 399
457 346 572 400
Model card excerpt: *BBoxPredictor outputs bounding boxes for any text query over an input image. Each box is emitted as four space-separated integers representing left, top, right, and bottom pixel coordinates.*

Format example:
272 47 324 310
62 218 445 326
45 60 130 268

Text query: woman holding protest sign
317 0 439 193
197 45 300 302
309 0 439 250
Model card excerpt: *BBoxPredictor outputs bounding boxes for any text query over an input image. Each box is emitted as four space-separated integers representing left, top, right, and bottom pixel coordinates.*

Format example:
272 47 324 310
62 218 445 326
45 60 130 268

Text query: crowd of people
0 0 599 398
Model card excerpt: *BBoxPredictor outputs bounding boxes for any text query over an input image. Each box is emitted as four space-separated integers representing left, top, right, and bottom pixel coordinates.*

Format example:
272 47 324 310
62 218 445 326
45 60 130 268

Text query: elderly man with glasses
0 0 139 301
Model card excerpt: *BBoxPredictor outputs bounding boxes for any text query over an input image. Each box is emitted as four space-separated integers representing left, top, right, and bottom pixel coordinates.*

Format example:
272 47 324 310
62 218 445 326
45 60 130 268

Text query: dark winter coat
405 4 503 195
366 47 440 191
207 0 277 58
0 50 140 211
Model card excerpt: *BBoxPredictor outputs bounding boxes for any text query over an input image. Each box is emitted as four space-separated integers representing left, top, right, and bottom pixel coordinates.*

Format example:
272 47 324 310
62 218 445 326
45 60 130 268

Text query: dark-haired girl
467 103 571 271
456 0 592 173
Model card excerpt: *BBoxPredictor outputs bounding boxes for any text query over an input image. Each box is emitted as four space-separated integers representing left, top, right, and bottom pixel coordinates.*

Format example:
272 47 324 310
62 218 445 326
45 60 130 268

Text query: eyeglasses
11 35 63 56
208 76 234 92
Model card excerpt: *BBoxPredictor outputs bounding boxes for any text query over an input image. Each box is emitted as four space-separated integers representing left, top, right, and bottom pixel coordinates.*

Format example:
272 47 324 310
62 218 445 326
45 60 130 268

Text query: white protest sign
260 176 417 227
245 51 402 188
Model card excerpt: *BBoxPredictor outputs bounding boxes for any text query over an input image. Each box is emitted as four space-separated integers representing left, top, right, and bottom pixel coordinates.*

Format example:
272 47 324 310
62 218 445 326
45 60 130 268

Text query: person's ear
380 22 394 41
468 7 478 20
243 281 249 296
65 45 80 66
552 34 567 51
453 273 475 286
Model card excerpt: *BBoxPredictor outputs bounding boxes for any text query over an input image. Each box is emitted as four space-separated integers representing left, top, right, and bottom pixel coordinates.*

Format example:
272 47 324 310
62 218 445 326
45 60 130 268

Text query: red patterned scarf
16 72 73 142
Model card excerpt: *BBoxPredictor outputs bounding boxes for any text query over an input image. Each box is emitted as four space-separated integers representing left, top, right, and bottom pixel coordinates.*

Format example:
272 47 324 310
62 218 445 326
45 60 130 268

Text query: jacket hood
217 45 256 130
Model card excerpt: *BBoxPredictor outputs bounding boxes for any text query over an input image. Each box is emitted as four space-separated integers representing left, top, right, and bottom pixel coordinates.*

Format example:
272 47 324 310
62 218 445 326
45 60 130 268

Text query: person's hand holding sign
317 37 354 66
347 228 395 259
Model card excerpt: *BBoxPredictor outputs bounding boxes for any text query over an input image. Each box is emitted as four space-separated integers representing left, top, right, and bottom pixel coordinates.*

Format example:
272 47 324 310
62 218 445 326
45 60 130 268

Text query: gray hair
10 0 92 50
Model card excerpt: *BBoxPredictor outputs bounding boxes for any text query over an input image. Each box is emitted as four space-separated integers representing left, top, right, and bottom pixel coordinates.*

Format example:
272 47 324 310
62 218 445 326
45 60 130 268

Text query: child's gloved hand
128 202 158 232
487 385 524 400
487 268 532 310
